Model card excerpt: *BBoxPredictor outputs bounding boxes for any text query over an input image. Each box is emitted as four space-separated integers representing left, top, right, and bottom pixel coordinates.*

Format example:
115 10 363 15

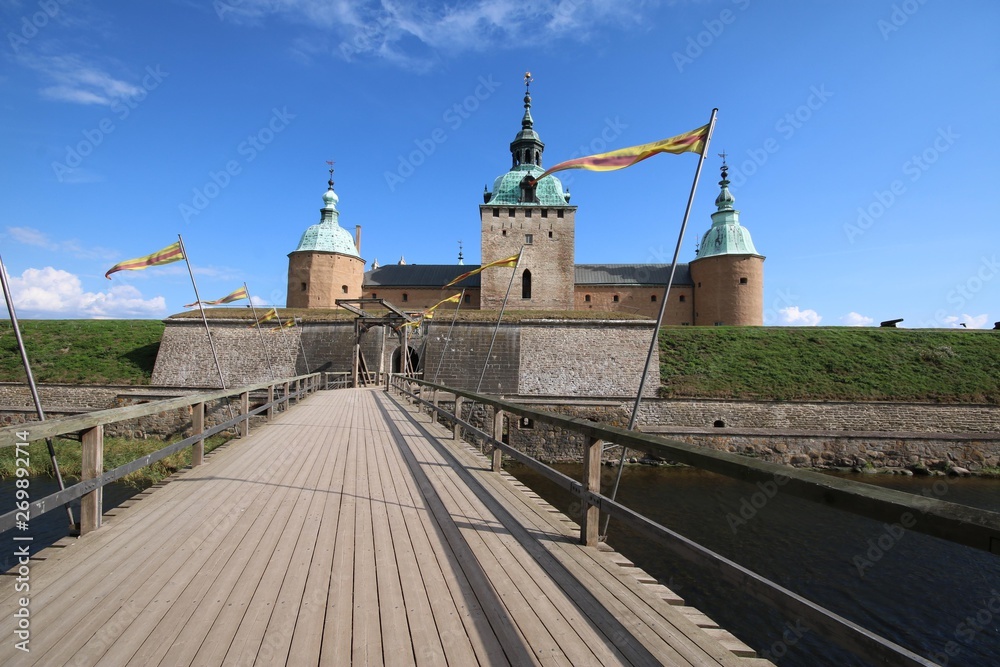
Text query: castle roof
291 175 360 257
694 161 762 260
363 263 692 288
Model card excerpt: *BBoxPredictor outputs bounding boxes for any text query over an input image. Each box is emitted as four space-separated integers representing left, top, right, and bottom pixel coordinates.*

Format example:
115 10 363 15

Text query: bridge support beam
453 396 463 442
81 425 104 535
266 385 274 420
492 409 504 473
581 436 603 547
192 402 205 467
239 391 249 438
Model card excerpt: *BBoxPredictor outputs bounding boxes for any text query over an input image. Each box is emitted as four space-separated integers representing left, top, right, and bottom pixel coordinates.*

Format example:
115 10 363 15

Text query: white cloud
5 226 117 260
20 53 142 106
942 314 990 329
8 266 166 318
779 306 822 326
842 312 874 327
221 0 656 69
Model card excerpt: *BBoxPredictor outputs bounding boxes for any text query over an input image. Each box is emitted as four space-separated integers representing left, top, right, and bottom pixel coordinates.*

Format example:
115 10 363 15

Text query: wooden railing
390 375 1000 667
0 373 324 535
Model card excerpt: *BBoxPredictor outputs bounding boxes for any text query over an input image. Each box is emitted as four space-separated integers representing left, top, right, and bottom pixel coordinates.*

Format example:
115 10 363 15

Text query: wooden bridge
0 386 768 666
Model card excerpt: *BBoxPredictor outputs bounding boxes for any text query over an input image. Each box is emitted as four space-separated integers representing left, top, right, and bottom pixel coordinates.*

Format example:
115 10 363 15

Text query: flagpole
476 247 524 394
177 235 229 392
432 288 465 384
245 282 275 381
603 108 719 539
0 254 76 529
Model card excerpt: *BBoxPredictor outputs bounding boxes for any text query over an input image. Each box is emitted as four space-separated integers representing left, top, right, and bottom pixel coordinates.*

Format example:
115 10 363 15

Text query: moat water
507 463 1000 667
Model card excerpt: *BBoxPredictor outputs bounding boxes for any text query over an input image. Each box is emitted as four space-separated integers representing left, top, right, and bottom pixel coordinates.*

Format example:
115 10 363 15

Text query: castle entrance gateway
336 297 415 387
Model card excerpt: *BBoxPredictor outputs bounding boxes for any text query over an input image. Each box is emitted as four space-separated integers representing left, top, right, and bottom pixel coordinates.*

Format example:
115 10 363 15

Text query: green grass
659 327 1000 403
0 433 233 487
0 320 164 385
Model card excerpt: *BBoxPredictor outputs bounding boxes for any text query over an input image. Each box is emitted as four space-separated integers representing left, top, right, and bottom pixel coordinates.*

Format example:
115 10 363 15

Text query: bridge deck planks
0 388 766 666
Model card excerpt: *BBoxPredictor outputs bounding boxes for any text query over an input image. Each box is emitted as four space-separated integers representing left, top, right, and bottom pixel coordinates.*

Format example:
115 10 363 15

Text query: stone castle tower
689 160 764 325
286 170 365 308
479 74 576 310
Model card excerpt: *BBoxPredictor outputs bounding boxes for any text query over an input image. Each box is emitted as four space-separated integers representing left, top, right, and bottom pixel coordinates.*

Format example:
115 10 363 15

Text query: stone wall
423 322 520 394
518 321 658 397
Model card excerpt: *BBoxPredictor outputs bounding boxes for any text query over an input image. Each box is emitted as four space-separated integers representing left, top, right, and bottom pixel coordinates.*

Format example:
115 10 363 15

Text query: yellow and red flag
105 241 184 279
422 293 462 318
249 307 278 328
534 123 710 181
269 318 296 333
185 285 248 308
444 253 520 288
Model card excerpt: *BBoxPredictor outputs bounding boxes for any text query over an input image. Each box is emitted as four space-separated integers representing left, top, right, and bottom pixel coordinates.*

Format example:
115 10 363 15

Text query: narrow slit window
521 269 532 299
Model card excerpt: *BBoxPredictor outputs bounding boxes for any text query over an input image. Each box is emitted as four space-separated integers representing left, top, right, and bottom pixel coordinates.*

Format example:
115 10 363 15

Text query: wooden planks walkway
0 388 770 666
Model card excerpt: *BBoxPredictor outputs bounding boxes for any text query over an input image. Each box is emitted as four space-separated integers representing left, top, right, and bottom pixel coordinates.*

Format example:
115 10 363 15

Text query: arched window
341 285 348 294
522 269 532 299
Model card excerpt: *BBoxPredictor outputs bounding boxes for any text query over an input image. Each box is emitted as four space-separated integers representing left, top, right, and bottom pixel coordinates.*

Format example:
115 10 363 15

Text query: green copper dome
696 164 760 258
485 74 571 207
293 184 360 257
487 165 571 206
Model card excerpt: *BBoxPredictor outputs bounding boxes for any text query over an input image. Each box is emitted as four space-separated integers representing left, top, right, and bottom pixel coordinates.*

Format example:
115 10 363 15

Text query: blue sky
2 0 997 327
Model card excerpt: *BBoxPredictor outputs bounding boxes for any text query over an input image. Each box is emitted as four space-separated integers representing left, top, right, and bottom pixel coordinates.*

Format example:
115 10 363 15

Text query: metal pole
245 282 275 381
0 254 75 529
432 288 465 384
476 247 524 394
603 109 719 539
290 317 311 374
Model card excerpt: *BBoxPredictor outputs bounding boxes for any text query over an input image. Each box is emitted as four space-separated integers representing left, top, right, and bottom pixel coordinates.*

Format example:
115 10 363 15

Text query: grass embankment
659 327 1000 403
0 434 233 487
0 320 164 384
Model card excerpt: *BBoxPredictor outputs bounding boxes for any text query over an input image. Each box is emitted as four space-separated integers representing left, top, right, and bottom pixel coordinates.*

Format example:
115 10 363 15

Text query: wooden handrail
388 374 952 666
0 373 322 535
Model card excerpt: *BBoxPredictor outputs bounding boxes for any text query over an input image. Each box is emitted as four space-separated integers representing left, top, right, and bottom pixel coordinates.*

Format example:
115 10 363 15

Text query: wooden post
492 409 504 472
80 425 104 535
581 435 603 547
283 382 290 411
240 391 249 437
453 396 463 442
430 389 438 423
192 402 205 467
266 385 274 420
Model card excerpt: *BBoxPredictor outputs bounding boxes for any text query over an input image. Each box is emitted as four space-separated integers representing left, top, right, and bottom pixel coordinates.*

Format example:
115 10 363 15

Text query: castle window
521 269 532 299
650 294 657 302
508 208 515 217
541 209 548 218
525 209 532 218
502 230 507 237
525 234 533 245
697 282 702 288
301 282 307 291
371 293 377 298
402 293 408 302
557 209 564 219
715 321 724 326
520 416 534 429
493 208 499 217
585 294 591 303
679 295 686 303
613 295 620 303
341 285 348 294
548 231 553 238
681 322 690 326
464 294 471 304
740 277 748 284
714 420 726 428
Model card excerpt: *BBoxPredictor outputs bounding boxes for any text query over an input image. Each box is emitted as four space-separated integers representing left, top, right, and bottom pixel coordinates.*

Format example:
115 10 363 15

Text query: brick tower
479 73 576 310
286 168 365 308
689 159 765 325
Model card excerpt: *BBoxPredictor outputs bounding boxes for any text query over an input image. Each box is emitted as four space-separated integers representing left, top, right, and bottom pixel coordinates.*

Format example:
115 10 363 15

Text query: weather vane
326 159 335 189
524 71 533 90
718 150 728 165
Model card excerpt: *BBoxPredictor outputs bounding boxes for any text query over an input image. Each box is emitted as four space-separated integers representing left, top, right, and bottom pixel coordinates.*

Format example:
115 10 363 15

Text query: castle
287 78 764 325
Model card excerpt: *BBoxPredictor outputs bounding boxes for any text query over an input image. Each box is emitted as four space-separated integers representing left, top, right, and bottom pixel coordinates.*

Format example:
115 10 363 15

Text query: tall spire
321 159 339 220
715 152 734 212
509 71 545 169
